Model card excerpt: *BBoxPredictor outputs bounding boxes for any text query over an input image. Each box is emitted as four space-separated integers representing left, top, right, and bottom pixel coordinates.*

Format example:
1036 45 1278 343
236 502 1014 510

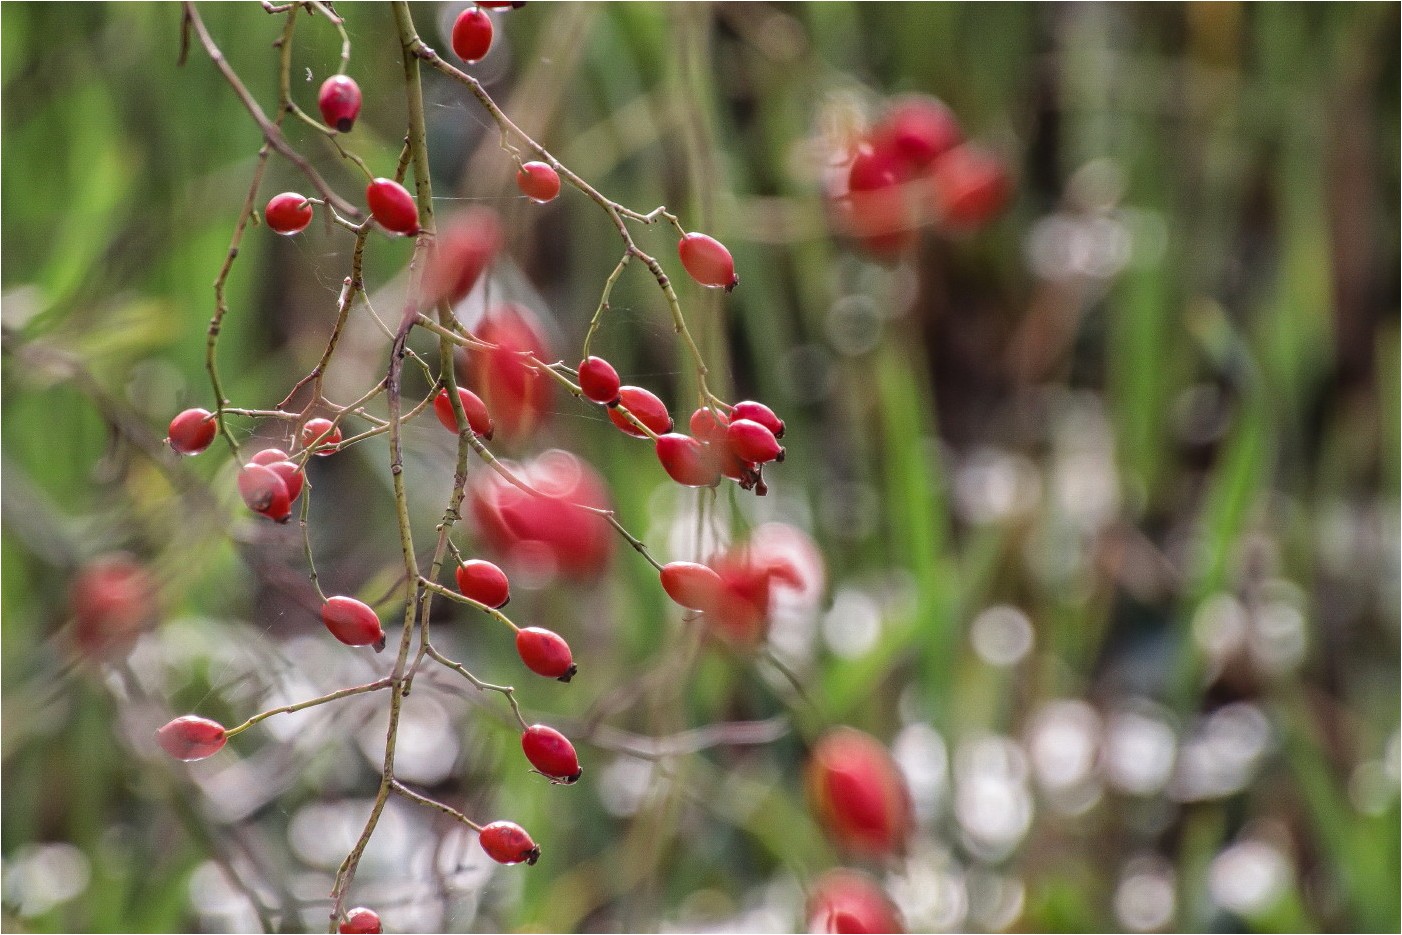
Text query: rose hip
168 408 217 456
730 400 785 439
479 821 540 865
264 192 314 235
677 232 738 291
521 724 581 783
515 627 577 682
656 433 721 488
156 715 227 761
433 386 494 439
317 75 362 132
450 6 493 63
302 418 342 455
726 418 784 464
608 386 673 438
806 727 912 858
366 178 419 235
321 596 386 650
339 907 382 934
455 559 511 609
577 356 621 406
237 464 292 522
659 561 724 612
516 161 561 203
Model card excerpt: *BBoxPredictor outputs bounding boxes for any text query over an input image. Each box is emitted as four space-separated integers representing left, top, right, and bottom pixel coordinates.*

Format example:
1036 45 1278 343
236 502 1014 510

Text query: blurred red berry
516 161 561 203
302 418 342 455
608 385 673 438
688 406 730 445
168 408 217 455
677 232 738 291
656 433 721 488
521 724 581 783
451 6 493 63
455 558 511 608
577 356 621 406
433 386 495 439
515 627 576 681
318 75 362 132
808 869 905 934
932 144 1011 230
366 178 419 235
321 596 386 650
339 907 382 934
70 555 157 656
421 208 502 309
237 463 292 522
659 561 724 612
156 715 227 761
467 305 554 440
806 727 912 858
264 192 314 235
870 95 961 170
479 821 540 865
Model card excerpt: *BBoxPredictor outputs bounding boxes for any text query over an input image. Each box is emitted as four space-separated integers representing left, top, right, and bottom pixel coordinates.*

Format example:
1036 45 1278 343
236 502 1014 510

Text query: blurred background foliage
2 2 1398 932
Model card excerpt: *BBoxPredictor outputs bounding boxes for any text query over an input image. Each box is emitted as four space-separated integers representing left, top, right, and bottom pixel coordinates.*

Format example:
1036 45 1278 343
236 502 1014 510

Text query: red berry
156 715 227 761
659 561 723 612
468 305 555 440
806 728 912 858
521 724 581 783
70 556 156 657
339 907 382 934
608 386 673 438
318 75 362 133
264 192 314 235
366 178 419 235
433 387 494 439
845 142 919 258
807 870 905 934
577 357 621 405
726 418 784 465
455 559 510 608
249 447 290 466
656 433 721 488
477 0 522 8
932 144 1011 230
168 408 217 456
516 161 561 203
451 7 494 63
677 232 738 291
302 418 342 455
515 627 576 681
871 96 961 170
237 464 292 522
730 400 785 439
688 406 730 445
479 821 540 865
421 209 502 308
265 460 305 504
321 596 386 649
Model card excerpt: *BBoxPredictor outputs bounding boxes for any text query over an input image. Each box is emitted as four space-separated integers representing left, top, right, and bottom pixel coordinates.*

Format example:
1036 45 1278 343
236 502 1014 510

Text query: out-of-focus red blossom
421 208 502 310
70 555 158 657
807 869 905 934
701 522 824 646
806 727 912 859
468 449 613 582
825 94 1010 258
465 304 553 440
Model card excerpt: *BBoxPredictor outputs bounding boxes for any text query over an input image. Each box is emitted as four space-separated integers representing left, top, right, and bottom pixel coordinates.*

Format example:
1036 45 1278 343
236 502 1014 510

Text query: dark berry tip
556 664 578 684
374 635 387 653
565 768 583 784
336 118 354 133
776 448 786 463
525 846 541 865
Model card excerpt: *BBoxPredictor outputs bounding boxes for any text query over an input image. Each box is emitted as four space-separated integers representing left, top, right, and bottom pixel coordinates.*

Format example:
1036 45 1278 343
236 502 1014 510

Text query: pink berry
264 192 314 235
515 627 576 681
265 460 305 504
677 232 738 291
156 715 227 761
932 144 1011 230
577 357 621 406
433 387 494 439
317 75 362 133
607 386 673 438
726 418 784 465
730 400 785 439
656 433 721 488
249 447 290 466
339 907 382 934
807 727 912 858
479 820 540 865
366 178 419 235
451 6 494 63
870 96 961 170
321 596 386 649
302 418 342 455
237 464 292 522
516 161 561 203
688 406 730 446
168 408 217 456
455 559 510 609
658 561 723 612
807 870 905 934
521 724 581 783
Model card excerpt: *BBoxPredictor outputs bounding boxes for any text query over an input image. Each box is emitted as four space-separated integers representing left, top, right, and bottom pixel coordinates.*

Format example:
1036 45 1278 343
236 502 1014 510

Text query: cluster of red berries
829 94 1011 259
576 356 784 494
